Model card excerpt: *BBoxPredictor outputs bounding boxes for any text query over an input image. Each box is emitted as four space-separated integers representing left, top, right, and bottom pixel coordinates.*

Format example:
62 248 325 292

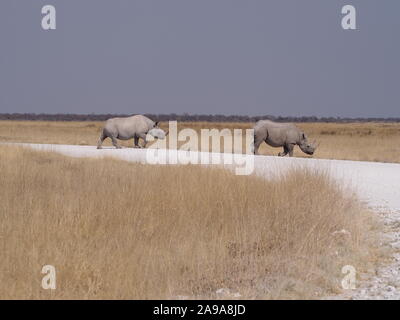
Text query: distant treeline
0 113 399 123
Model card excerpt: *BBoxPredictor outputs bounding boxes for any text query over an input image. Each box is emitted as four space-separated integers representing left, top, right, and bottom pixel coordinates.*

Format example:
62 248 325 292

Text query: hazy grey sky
0 1 399 117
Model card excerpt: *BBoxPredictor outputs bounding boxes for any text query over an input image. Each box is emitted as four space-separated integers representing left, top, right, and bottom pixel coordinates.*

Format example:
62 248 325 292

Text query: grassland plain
0 120 399 163
0 145 381 299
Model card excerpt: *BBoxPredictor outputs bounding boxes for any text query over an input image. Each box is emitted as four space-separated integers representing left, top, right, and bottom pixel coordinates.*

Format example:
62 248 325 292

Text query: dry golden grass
0 120 399 163
0 145 379 299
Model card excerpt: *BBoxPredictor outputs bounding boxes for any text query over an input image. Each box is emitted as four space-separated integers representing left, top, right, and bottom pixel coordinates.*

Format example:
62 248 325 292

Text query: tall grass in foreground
0 146 378 299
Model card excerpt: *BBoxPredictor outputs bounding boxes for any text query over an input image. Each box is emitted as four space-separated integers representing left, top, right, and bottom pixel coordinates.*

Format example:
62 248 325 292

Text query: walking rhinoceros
97 115 167 149
253 120 317 156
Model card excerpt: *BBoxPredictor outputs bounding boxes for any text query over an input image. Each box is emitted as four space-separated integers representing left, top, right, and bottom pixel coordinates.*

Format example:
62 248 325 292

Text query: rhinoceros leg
287 144 295 157
278 145 288 157
138 133 148 148
133 136 140 148
279 144 295 157
97 131 106 149
253 134 265 155
253 140 263 155
110 136 122 149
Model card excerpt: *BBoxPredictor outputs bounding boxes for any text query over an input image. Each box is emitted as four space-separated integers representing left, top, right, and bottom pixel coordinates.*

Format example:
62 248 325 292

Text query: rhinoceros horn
312 140 320 148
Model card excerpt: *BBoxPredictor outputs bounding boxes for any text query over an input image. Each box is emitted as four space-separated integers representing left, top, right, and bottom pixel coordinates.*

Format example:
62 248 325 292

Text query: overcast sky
0 0 399 117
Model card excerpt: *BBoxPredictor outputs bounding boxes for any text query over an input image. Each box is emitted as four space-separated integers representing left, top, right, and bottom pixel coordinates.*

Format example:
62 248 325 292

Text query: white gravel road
4 142 400 299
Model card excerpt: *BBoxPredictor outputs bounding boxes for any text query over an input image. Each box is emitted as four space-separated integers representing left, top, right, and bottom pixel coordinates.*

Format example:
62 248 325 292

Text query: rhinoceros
97 115 167 149
253 120 317 156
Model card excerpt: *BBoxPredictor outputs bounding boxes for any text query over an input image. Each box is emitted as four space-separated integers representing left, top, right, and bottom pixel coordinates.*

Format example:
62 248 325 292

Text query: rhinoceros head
148 124 168 139
298 133 317 155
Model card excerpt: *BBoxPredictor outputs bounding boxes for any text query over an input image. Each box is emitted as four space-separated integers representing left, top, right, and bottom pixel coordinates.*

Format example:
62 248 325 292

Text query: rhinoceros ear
154 121 159 127
302 133 306 140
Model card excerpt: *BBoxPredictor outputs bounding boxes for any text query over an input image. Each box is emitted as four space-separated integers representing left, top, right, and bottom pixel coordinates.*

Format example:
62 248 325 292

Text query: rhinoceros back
254 120 301 146
105 115 155 140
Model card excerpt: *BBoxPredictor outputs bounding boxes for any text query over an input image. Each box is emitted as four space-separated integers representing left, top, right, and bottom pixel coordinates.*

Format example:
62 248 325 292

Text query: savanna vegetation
0 145 380 299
